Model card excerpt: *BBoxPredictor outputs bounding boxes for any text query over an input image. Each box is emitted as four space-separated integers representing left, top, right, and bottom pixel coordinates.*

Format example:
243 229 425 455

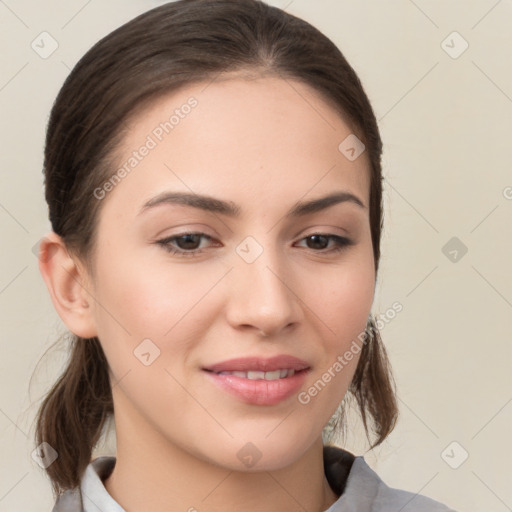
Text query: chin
197 433 317 473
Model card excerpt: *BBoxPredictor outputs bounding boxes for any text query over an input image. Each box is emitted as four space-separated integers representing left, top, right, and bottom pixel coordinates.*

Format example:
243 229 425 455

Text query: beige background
1 1 511 511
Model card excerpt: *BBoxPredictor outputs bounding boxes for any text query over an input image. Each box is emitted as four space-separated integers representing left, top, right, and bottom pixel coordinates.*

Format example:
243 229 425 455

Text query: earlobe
38 232 98 338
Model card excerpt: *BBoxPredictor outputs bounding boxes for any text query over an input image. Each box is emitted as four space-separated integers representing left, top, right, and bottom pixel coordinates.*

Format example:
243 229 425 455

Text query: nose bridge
227 237 300 335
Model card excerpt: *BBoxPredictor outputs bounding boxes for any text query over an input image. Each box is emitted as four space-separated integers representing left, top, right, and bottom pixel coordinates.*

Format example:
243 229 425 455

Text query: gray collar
52 447 455 512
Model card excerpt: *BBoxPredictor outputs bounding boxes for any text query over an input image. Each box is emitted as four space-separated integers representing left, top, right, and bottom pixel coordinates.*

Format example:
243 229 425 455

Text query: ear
38 231 98 338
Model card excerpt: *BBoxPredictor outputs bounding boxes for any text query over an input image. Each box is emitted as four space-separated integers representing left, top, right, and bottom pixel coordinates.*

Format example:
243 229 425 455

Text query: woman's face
84 75 375 470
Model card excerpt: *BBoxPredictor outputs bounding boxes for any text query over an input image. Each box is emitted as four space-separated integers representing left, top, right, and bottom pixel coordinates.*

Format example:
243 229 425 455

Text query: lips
202 355 311 405
202 355 310 373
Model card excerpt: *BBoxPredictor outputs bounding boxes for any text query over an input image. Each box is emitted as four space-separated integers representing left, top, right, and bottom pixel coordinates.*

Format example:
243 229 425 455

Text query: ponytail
34 336 112 497
350 316 399 448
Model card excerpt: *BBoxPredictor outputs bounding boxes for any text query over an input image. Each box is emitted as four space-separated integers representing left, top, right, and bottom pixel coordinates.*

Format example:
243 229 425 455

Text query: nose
225 245 301 338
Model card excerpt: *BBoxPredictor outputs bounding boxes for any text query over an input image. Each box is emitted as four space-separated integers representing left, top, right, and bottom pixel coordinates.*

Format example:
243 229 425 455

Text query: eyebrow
139 190 366 218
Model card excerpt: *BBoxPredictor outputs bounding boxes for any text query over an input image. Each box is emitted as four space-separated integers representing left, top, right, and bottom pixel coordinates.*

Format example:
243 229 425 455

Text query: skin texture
40 75 375 512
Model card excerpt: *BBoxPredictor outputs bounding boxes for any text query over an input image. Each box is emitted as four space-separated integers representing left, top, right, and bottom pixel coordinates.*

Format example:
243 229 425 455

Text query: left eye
295 234 353 252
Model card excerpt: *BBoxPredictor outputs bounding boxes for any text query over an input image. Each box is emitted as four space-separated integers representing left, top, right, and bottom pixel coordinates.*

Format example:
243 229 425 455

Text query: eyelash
155 232 354 258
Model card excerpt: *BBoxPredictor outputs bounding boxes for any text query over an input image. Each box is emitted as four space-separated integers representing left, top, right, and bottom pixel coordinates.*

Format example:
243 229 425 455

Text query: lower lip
203 369 309 406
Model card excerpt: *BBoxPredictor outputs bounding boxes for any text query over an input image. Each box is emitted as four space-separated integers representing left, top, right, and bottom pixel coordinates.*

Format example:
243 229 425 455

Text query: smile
203 368 309 405
213 369 297 380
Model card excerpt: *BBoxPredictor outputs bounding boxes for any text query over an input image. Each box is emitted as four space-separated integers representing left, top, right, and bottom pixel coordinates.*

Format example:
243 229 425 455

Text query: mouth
202 354 310 375
201 355 311 405
203 368 307 380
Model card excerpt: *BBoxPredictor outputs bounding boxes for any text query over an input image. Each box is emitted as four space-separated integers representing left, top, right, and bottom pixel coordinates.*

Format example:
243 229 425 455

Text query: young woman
35 1 456 510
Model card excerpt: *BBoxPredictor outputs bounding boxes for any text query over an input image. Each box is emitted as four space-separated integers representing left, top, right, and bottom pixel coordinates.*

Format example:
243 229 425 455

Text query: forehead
103 75 371 219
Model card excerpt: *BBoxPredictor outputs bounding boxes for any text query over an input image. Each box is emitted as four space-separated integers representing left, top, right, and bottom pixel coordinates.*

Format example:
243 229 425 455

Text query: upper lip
203 355 310 373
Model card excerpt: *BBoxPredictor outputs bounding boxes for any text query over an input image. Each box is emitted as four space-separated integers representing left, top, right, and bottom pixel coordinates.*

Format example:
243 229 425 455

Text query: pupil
308 234 327 250
179 234 200 249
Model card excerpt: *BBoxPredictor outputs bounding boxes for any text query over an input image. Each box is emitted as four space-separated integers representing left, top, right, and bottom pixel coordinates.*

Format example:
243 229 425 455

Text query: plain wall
1 1 511 511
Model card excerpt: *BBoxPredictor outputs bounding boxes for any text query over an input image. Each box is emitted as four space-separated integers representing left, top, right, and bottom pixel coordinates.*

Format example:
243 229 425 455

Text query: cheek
90 251 226 376
93 252 207 333
296 262 373 420
306 253 375 342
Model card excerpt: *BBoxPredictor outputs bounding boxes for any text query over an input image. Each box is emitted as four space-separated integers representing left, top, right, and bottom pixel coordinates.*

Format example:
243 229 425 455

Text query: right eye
156 232 218 257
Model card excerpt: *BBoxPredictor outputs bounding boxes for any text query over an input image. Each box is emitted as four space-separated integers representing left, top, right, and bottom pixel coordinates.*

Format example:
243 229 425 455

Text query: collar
52 445 453 512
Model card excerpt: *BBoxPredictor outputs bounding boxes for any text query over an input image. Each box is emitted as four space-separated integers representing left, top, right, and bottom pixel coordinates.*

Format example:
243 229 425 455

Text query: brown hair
35 0 398 497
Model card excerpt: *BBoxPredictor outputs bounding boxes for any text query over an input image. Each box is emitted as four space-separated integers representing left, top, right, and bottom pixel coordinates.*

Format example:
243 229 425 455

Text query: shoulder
324 445 457 512
52 456 118 512
343 456 457 511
